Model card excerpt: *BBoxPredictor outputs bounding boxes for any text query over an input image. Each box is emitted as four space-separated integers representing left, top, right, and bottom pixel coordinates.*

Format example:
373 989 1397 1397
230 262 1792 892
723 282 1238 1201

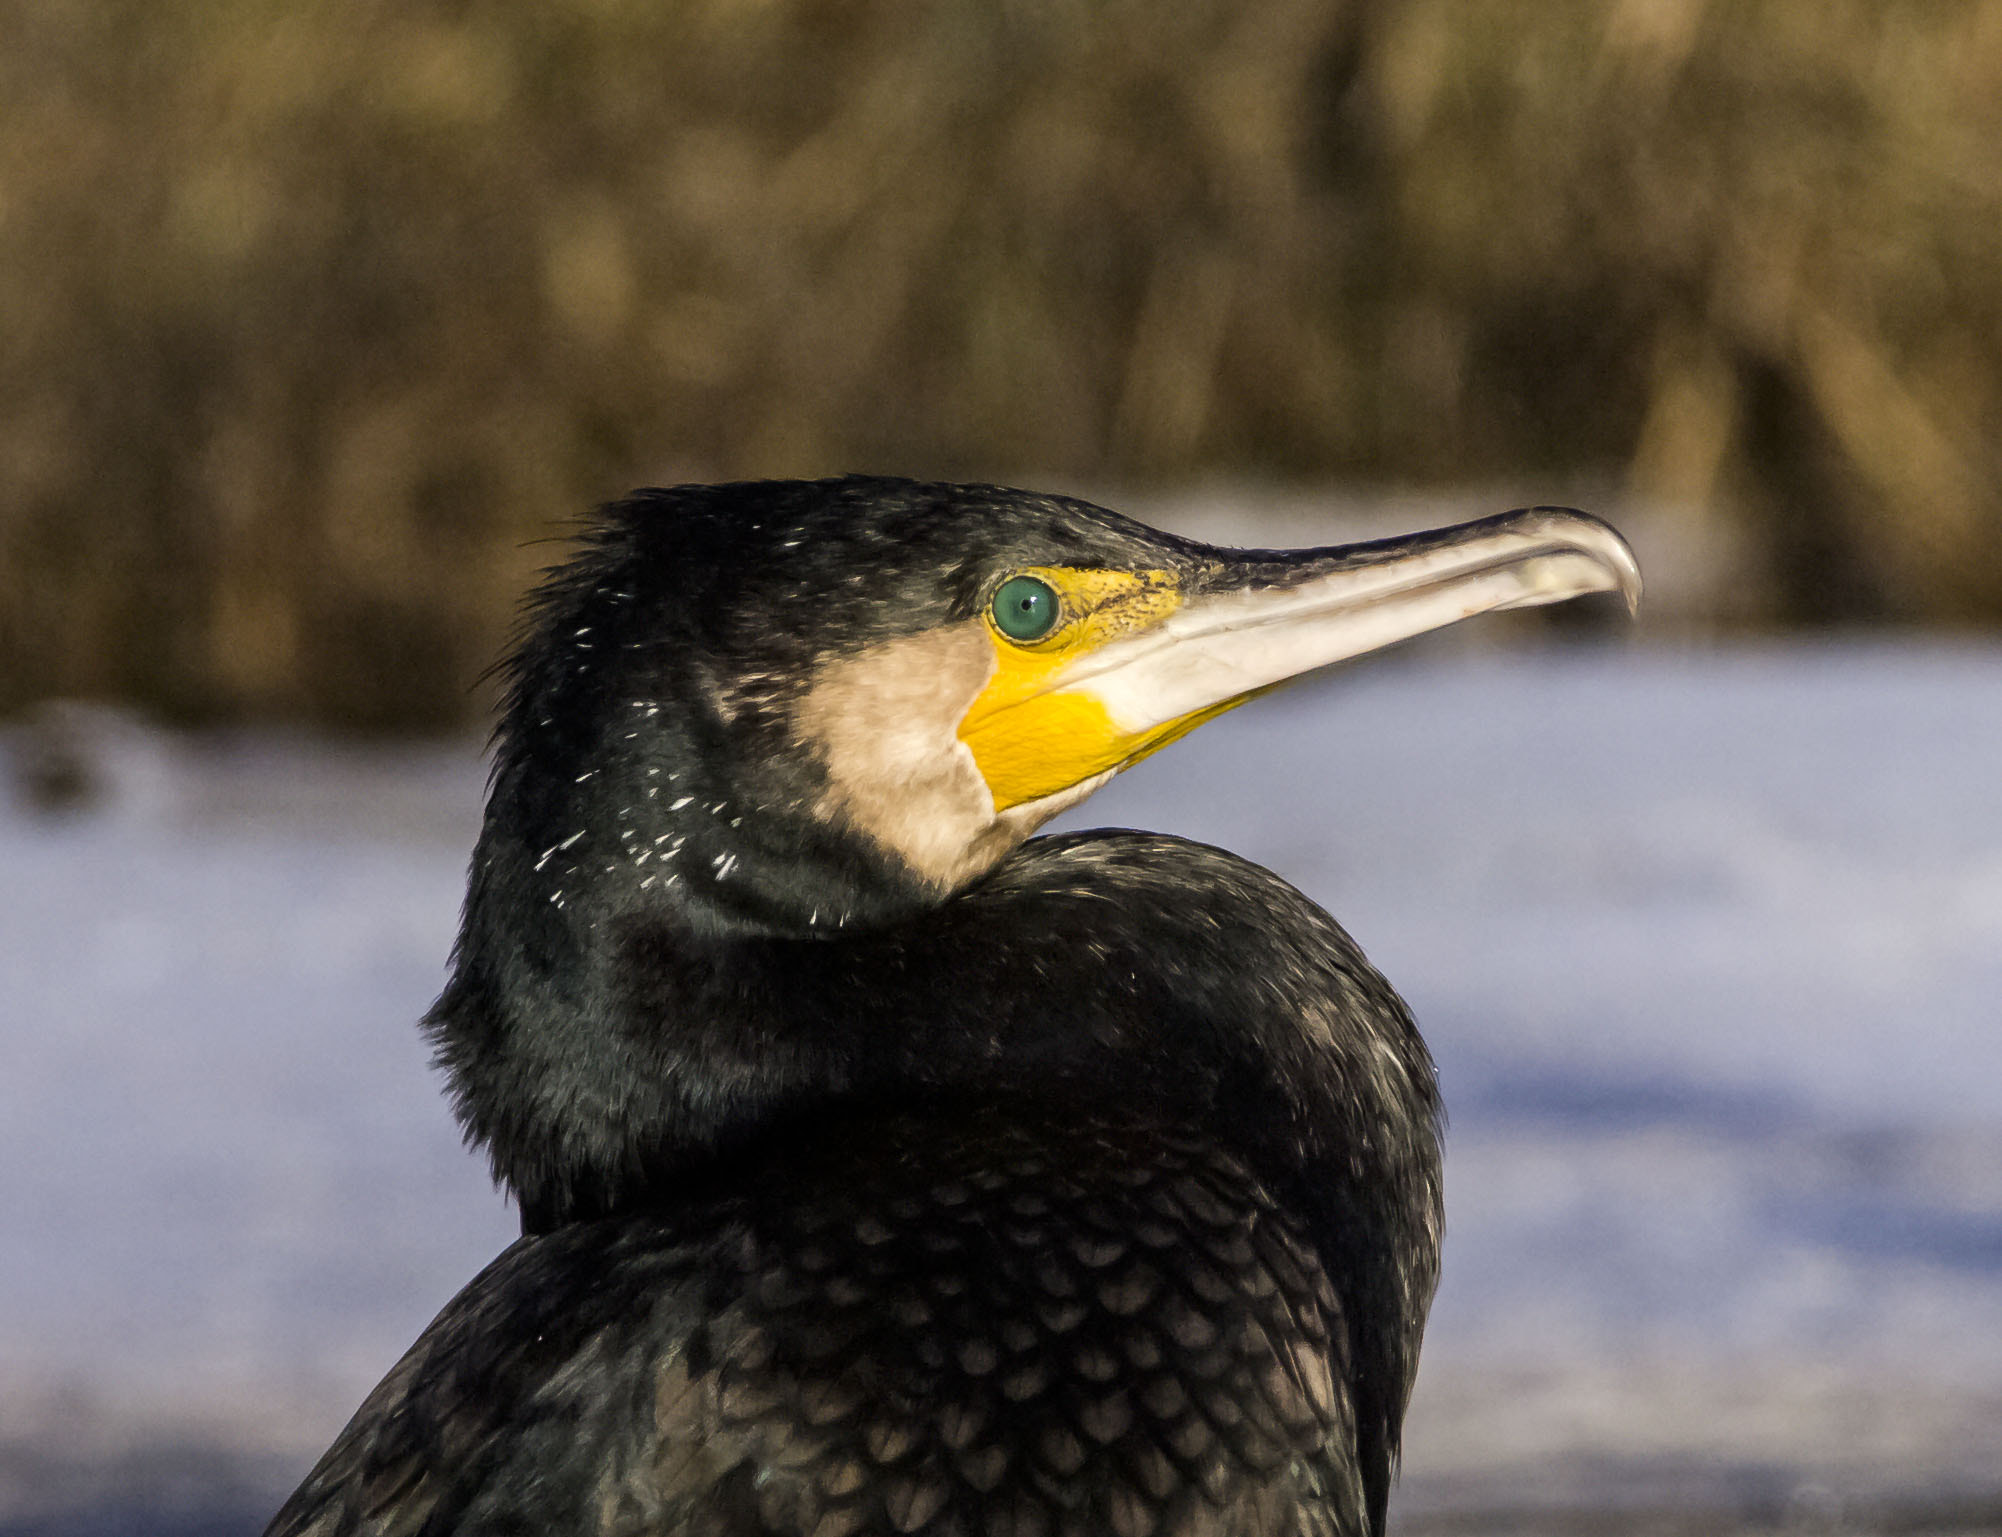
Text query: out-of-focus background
3 2 2000 1533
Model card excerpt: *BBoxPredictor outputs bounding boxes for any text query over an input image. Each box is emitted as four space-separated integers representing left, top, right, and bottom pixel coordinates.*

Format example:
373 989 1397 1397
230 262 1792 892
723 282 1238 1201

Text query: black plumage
267 476 1637 1537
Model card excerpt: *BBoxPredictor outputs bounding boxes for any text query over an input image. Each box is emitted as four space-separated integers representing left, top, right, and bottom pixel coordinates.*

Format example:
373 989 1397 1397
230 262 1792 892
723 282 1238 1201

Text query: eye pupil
991 576 1060 642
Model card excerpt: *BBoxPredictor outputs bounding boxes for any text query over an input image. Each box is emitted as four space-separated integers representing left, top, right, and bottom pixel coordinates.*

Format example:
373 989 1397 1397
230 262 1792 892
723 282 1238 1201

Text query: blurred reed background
3 0 2001 729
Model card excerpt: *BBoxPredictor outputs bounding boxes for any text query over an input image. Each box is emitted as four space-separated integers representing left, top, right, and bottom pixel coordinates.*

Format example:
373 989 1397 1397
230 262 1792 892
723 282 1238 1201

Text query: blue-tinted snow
3 644 1999 1515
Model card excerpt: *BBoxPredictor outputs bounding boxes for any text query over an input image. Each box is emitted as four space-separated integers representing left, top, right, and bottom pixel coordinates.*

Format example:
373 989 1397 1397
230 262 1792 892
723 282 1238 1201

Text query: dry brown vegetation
2 0 1999 727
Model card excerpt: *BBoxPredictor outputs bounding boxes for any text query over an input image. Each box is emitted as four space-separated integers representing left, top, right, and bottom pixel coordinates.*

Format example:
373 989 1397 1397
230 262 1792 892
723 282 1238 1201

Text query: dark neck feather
425 828 1441 1523
433 829 1434 1212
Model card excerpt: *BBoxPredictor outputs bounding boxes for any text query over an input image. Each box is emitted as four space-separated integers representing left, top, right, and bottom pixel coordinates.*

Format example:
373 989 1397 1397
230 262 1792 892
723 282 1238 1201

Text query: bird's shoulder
988 830 1335 909
267 1111 1367 1537
961 830 1383 984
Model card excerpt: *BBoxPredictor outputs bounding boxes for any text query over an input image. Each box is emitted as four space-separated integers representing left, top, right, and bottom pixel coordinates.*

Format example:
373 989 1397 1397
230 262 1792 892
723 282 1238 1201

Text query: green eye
991 575 1061 642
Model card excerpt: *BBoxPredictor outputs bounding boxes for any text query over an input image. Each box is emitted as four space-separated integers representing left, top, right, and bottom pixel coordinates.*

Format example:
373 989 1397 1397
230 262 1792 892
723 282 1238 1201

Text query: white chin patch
797 622 1065 891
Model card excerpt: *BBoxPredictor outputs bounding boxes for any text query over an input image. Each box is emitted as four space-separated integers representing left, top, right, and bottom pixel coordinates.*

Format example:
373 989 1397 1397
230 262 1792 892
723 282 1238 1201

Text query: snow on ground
3 641 2000 1529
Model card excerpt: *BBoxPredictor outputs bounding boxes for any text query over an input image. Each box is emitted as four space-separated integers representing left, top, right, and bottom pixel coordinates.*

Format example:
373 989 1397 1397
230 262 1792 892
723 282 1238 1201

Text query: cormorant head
470 475 1638 945
433 475 1637 1230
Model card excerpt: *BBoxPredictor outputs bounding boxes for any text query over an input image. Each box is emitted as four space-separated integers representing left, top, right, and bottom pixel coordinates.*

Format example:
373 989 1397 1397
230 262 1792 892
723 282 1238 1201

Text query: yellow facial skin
958 567 1237 811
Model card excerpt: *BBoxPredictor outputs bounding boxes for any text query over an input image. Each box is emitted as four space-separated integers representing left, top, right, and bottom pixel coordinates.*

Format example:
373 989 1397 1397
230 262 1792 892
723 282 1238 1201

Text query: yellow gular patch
958 567 1192 810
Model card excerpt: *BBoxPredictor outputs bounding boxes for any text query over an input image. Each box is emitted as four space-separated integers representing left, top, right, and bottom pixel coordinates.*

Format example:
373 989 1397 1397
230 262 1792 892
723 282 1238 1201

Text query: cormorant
267 477 1638 1537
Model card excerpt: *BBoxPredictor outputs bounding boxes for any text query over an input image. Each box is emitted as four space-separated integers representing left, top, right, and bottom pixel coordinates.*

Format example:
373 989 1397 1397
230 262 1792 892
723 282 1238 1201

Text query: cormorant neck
434 825 1440 1221
427 828 1441 1527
